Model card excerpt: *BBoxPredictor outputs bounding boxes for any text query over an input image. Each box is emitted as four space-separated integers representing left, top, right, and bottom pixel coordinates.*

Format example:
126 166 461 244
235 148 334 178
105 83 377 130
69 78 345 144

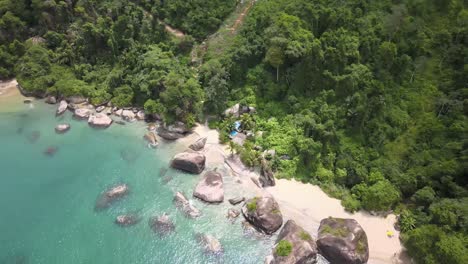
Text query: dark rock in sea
171 151 206 174
174 191 201 218
193 170 224 203
242 196 283 235
115 214 140 227
95 184 129 210
227 208 240 219
159 167 168 177
270 220 317 264
44 146 58 156
157 122 189 140
27 131 40 143
56 100 68 116
195 233 223 255
120 149 139 163
115 120 126 125
45 96 57 104
23 99 33 104
259 158 275 187
162 175 173 184
149 213 175 236
157 127 184 140
189 137 207 151
55 124 71 134
229 197 245 205
317 217 369 264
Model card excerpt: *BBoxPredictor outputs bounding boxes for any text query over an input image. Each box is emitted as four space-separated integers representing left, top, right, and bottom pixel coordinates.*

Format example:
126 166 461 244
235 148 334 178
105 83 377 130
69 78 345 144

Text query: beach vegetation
275 240 293 257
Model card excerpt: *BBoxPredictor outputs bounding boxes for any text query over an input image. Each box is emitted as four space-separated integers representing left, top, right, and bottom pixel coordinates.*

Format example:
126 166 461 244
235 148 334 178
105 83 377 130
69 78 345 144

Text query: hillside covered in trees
0 0 467 263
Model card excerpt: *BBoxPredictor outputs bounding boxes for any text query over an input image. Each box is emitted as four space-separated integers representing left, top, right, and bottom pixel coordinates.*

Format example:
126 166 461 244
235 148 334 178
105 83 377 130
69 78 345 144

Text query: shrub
299 231 311 240
275 240 293 257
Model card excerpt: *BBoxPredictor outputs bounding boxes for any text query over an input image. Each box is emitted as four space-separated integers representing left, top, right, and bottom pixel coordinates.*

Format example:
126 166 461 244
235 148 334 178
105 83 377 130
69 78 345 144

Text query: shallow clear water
0 101 274 264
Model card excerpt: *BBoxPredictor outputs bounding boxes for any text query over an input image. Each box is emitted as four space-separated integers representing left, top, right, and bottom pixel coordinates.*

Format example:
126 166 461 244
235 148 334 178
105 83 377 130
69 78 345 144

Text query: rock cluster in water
174 192 201 218
149 213 175 236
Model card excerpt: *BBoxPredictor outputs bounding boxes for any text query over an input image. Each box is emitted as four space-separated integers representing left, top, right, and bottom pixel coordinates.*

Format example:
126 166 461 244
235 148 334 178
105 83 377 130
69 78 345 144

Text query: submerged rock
242 196 283 235
317 217 369 264
195 233 223 254
55 123 71 134
115 120 126 125
149 213 175 236
174 192 201 218
44 146 58 156
171 151 206 174
189 137 207 151
56 100 68 116
271 220 317 264
88 113 113 128
27 130 40 143
115 214 140 227
95 184 129 210
193 170 224 203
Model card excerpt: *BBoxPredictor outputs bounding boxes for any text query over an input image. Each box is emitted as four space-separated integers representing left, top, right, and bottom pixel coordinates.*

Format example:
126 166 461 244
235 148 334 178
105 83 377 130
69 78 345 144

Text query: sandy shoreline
174 124 409 264
2 80 409 263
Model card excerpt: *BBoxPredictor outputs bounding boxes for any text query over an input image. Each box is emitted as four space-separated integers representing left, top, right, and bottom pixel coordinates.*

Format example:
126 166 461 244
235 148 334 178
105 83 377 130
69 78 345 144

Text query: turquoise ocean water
0 100 275 264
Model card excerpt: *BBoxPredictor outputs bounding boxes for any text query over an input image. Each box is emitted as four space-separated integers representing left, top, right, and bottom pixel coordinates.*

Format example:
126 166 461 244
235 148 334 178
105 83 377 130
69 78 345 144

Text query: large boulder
189 137 207 151
242 196 283 235
157 122 189 140
74 108 92 119
55 124 71 134
136 110 145 120
88 113 113 128
56 100 68 116
45 96 57 104
157 127 185 140
121 110 136 122
317 218 369 264
95 184 129 210
171 152 206 174
174 192 201 218
144 132 158 148
149 213 175 236
196 233 223 254
270 220 317 264
259 158 276 187
193 170 224 203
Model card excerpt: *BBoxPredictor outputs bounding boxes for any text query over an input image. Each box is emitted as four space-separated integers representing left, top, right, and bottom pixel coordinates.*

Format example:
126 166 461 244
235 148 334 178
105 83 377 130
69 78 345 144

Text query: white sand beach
180 123 411 264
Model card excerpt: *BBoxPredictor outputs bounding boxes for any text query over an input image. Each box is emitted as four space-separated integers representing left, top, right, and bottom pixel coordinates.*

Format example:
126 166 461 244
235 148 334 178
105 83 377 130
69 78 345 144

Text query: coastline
1 81 408 264
176 123 409 264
